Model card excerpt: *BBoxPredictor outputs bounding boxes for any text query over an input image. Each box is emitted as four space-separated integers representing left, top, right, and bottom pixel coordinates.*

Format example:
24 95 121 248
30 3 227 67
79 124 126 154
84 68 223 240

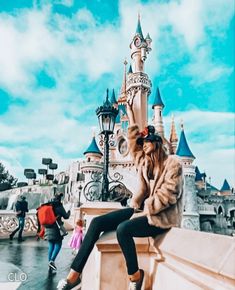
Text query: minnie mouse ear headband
137 125 162 146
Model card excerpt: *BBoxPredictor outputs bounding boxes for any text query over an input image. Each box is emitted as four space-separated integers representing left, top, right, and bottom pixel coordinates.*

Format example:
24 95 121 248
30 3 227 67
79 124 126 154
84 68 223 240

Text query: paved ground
0 233 77 290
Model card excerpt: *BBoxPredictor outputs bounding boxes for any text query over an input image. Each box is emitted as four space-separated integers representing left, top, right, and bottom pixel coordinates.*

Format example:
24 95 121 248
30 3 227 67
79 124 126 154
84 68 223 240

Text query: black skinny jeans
71 208 167 275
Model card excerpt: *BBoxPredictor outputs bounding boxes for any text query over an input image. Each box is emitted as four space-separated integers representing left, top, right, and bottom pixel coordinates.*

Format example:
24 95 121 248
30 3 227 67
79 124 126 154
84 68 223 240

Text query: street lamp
96 89 119 201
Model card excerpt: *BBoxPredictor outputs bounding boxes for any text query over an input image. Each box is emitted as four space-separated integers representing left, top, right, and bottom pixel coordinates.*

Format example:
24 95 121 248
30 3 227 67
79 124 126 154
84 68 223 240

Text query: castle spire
127 14 152 130
110 89 117 105
169 115 178 154
84 137 102 156
176 122 195 159
128 64 133 74
152 87 165 108
220 179 231 191
136 13 144 39
119 59 128 103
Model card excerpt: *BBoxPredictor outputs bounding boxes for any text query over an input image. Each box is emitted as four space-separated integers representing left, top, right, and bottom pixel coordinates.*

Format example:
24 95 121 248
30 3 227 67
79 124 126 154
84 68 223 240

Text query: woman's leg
116 216 167 276
50 241 62 261
48 241 55 262
71 207 134 273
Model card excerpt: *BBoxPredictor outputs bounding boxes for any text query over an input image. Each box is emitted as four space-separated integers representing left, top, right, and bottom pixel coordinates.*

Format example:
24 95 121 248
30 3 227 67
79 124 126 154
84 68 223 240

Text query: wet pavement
0 233 76 290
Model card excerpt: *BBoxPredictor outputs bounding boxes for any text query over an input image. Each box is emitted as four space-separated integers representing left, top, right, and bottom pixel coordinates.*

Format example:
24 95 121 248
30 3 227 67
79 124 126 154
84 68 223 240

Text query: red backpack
37 203 57 226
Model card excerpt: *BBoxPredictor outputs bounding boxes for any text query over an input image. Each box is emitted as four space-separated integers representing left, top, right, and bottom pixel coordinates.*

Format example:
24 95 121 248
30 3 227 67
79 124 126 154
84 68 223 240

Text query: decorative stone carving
126 72 152 94
182 216 200 231
0 211 38 236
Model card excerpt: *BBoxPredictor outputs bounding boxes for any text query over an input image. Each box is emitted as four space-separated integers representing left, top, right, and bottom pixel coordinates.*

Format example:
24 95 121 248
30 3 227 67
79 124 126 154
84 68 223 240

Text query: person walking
45 192 71 272
9 195 28 242
57 98 183 290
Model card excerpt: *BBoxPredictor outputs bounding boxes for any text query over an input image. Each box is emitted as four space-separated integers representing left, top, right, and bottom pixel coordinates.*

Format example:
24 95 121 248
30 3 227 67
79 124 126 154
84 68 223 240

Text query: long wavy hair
145 141 168 179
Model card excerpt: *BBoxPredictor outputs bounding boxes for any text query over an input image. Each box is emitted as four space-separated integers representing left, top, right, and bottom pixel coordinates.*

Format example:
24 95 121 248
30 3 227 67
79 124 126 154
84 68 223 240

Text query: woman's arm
126 91 135 126
56 204 71 219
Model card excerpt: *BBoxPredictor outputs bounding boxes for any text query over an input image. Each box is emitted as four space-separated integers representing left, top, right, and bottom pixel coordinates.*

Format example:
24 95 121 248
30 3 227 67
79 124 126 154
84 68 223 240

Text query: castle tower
81 136 103 198
126 15 152 131
169 115 178 154
176 122 200 230
152 87 165 138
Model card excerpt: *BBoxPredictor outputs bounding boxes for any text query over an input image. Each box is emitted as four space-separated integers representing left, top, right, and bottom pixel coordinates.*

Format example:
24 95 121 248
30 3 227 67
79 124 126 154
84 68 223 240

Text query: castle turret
176 122 200 230
152 87 165 138
220 179 231 196
81 136 103 191
169 115 178 154
84 136 102 162
127 15 152 130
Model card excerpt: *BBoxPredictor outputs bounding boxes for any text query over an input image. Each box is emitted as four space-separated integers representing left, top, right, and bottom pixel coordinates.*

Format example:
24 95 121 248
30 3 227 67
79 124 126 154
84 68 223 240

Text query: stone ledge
80 201 123 216
96 231 149 252
94 228 235 290
155 228 235 281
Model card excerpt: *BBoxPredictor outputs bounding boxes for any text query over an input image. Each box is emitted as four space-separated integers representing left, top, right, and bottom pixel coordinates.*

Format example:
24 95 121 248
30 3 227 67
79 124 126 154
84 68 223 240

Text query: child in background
68 219 84 255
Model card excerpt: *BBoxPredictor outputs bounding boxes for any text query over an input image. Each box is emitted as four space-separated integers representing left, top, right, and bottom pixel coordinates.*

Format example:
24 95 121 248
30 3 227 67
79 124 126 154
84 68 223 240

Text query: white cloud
0 0 233 189
181 46 234 85
54 0 74 7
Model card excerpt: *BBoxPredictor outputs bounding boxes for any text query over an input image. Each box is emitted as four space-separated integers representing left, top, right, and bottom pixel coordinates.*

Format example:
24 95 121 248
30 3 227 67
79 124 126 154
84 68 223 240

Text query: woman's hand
129 199 139 209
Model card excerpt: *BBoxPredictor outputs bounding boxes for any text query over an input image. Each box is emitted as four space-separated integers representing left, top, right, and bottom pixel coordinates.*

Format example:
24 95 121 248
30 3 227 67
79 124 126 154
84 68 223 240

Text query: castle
0 16 218 235
53 16 235 236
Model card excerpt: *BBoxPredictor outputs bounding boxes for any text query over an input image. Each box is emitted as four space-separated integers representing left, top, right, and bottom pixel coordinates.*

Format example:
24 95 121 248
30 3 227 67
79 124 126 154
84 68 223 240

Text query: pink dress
68 226 83 249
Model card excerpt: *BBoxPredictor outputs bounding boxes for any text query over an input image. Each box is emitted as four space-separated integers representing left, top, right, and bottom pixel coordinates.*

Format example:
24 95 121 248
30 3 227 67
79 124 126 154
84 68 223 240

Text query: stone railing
0 210 38 238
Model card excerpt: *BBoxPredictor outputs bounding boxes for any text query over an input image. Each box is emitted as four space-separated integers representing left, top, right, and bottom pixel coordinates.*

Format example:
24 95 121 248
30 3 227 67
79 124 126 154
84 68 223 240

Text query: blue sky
0 0 234 189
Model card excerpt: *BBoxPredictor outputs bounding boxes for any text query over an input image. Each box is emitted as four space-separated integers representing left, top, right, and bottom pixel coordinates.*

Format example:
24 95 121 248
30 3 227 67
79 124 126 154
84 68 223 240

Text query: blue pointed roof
152 87 165 108
128 65 133 74
220 179 230 191
110 89 117 104
176 128 195 158
195 166 206 181
145 33 152 41
135 16 144 39
84 137 102 155
195 166 202 181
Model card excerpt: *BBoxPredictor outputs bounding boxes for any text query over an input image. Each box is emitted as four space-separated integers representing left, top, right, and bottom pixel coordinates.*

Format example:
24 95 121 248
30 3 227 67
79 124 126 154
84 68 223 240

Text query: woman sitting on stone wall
57 97 183 290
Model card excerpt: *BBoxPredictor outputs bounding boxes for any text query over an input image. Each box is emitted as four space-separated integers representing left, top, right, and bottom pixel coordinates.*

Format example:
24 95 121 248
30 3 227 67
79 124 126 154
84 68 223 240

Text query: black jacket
15 200 29 218
44 200 70 242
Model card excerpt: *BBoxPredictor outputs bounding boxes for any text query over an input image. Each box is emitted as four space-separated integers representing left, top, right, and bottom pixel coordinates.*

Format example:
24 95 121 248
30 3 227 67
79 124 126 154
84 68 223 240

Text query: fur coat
128 124 184 229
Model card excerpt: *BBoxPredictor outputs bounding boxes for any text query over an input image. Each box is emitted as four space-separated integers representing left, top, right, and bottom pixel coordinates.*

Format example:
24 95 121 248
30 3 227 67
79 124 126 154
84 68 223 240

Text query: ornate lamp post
96 89 118 201
78 184 83 207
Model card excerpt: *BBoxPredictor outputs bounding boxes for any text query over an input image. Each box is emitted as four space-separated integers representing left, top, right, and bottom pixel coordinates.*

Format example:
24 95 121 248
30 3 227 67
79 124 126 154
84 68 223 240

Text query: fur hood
128 124 184 229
